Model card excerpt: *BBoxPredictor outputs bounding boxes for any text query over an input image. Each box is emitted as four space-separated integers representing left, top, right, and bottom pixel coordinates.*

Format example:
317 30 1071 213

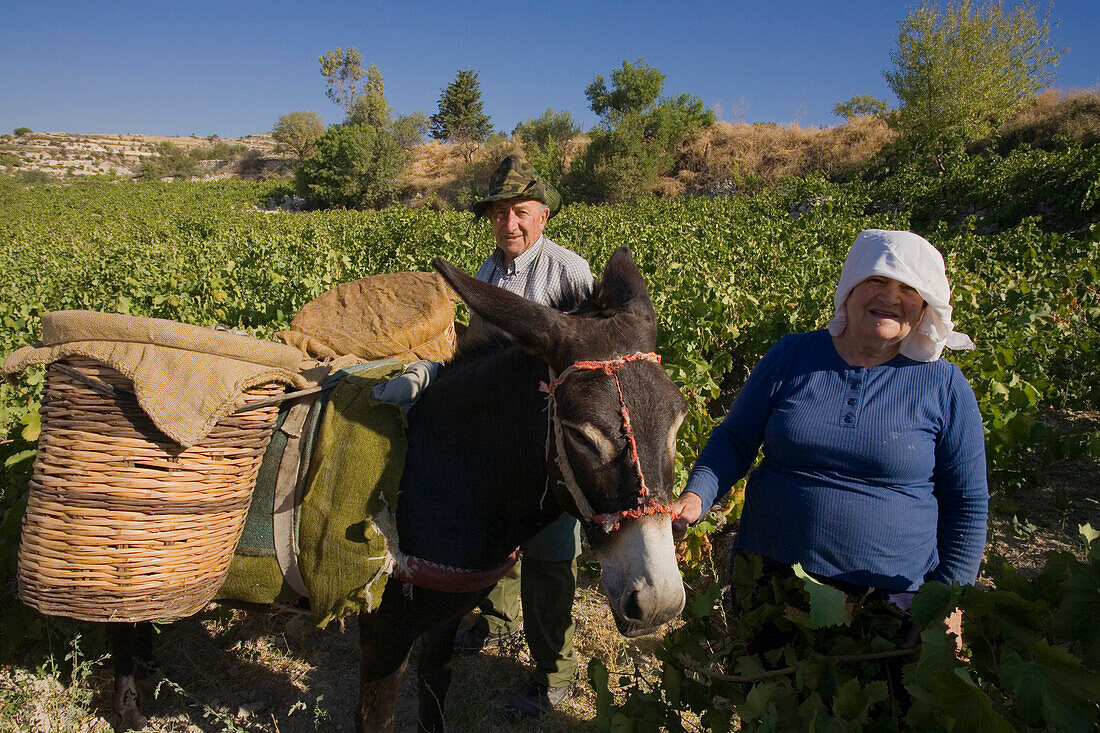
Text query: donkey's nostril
623 590 644 621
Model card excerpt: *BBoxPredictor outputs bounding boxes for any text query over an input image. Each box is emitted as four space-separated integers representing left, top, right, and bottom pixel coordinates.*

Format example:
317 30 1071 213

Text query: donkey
109 247 688 732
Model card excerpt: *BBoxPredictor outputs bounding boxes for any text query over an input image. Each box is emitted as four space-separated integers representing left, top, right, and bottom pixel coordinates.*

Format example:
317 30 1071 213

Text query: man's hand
370 360 439 412
670 492 704 541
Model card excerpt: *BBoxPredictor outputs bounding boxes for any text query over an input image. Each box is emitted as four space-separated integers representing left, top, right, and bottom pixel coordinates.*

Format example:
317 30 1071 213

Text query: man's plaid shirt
474 235 593 308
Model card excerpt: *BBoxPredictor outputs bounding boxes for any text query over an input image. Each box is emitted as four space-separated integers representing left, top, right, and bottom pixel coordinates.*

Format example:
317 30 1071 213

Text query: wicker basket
17 357 284 622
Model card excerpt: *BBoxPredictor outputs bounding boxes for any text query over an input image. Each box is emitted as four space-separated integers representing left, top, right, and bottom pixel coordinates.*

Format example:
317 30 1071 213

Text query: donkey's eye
561 421 619 465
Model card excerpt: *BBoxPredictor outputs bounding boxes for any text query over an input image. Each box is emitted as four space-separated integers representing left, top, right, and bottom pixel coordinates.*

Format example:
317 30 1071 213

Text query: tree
392 111 430 150
571 58 715 203
833 94 890 120
319 47 365 118
512 109 581 187
585 58 665 123
294 124 410 209
272 111 325 158
430 69 493 159
513 109 580 152
885 0 1063 148
347 64 392 128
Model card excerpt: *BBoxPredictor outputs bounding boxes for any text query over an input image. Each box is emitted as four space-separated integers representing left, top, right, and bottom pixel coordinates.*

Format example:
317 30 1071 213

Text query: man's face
489 199 549 263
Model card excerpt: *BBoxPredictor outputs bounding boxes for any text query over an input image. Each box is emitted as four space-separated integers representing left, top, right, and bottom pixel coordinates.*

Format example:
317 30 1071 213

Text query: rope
542 352 679 532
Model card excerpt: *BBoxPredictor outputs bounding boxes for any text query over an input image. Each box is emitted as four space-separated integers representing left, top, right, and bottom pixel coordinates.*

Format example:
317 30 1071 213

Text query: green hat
469 155 562 220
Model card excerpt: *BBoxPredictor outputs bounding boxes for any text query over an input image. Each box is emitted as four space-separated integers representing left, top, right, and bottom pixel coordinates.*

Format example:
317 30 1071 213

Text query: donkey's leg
358 581 419 733
107 622 153 731
415 615 463 733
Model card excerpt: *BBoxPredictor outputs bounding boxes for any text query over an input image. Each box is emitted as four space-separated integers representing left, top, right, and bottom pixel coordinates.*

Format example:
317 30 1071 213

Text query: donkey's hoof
113 685 148 731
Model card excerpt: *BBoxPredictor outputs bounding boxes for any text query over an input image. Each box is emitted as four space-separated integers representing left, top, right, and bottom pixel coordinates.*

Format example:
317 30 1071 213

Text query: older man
456 155 593 719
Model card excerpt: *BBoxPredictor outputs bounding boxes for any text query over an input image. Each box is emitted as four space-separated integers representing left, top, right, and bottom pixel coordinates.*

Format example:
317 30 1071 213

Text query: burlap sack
278 272 457 363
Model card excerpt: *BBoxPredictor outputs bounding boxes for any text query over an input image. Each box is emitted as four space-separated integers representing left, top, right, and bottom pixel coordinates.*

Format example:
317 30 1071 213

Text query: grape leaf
930 669 1014 733
999 644 1100 731
793 564 852 628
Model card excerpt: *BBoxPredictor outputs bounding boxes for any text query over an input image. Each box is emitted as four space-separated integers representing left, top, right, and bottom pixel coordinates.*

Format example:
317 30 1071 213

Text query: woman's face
843 275 926 350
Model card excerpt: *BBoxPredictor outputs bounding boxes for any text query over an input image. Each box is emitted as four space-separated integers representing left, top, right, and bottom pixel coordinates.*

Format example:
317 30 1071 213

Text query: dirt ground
1 571 672 733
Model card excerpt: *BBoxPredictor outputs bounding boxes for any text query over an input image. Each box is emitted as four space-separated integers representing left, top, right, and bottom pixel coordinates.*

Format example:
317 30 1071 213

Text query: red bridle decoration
541 352 680 532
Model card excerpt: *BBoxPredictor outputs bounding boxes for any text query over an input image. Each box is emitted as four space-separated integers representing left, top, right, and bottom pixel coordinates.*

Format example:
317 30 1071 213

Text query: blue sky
4 0 1099 137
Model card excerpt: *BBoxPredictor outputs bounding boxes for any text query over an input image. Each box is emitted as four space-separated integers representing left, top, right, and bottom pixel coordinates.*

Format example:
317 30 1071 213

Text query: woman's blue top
684 330 988 591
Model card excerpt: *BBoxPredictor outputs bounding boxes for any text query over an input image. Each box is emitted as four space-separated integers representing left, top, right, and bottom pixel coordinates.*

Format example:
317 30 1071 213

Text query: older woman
672 229 988 616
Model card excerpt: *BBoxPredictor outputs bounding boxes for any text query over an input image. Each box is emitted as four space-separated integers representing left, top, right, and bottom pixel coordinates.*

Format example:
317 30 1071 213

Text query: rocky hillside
0 131 282 180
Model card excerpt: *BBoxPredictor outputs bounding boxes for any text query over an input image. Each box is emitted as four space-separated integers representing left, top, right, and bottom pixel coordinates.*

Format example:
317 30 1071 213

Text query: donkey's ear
596 247 649 310
432 257 567 356
596 247 656 316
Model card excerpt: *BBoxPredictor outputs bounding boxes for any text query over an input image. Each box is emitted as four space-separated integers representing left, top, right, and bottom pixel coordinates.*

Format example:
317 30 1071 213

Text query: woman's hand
670 492 704 541
903 607 964 657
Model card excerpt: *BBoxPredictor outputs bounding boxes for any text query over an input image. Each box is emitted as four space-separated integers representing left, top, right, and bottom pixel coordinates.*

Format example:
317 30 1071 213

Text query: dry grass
403 139 528 209
668 117 897 194
975 87 1100 154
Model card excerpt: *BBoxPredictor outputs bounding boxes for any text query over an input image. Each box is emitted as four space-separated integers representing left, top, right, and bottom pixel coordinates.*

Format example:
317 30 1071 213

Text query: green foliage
873 144 1100 235
585 58 666 122
886 0 1064 156
13 127 32 137
430 69 493 153
136 141 199 180
0 152 21 167
272 111 325 158
596 537 1100 731
833 94 890 120
513 108 581 188
294 124 410 209
572 58 715 203
391 111 430 150
513 108 581 151
346 64 392 128
318 46 366 118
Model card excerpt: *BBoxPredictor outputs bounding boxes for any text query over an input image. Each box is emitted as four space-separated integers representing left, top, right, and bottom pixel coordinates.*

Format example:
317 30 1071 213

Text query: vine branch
673 647 917 683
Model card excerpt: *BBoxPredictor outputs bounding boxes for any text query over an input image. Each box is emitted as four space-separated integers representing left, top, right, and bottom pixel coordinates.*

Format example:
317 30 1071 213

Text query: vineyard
1 143 1099 730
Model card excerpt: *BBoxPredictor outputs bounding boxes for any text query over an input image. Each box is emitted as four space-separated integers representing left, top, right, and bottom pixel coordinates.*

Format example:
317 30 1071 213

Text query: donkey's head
433 247 687 636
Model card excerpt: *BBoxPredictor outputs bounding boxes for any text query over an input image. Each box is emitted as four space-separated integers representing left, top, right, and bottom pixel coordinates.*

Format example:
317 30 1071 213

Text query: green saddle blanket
218 360 406 627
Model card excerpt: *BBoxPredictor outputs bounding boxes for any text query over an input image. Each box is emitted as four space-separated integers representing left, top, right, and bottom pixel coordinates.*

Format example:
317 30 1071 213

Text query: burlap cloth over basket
2 311 309 622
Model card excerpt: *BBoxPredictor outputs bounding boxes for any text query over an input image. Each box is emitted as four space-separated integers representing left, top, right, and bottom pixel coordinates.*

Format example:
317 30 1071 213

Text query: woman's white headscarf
826 229 974 362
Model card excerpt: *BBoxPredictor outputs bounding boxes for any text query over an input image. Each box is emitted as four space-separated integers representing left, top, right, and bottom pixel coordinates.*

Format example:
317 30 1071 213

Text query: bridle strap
541 352 679 533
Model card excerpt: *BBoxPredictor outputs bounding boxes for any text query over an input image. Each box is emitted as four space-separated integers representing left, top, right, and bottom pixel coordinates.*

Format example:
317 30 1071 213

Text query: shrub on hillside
135 142 199 181
569 113 665 204
13 127 31 137
294 123 410 209
514 109 581 190
18 170 50 185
